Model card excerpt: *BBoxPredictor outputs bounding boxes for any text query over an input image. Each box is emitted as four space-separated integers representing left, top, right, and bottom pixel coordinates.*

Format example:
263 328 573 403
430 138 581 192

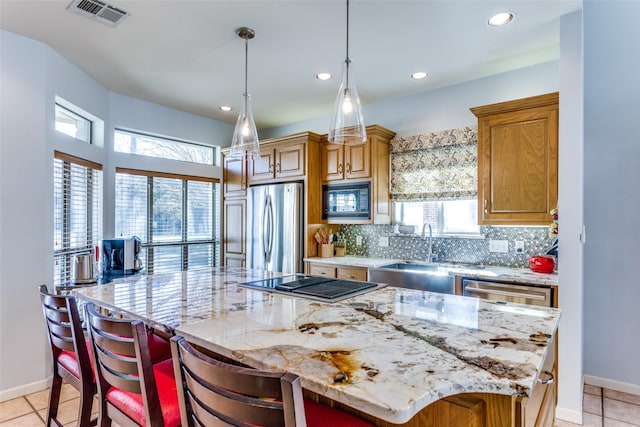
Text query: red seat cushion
147 332 172 363
57 339 95 381
304 398 373 427
105 358 180 427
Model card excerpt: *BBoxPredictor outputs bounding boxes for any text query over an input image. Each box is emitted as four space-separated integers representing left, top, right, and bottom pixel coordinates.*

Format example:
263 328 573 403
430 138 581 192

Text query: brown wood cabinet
223 198 246 267
471 93 558 225
320 125 396 225
249 141 306 184
307 262 368 281
223 154 247 197
321 139 371 181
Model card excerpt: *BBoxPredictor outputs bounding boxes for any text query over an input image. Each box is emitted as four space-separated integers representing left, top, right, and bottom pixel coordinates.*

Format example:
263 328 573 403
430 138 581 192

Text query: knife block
319 244 334 258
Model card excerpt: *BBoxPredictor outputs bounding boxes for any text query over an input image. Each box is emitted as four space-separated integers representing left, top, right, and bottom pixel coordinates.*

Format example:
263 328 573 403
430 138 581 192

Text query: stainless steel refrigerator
246 182 303 274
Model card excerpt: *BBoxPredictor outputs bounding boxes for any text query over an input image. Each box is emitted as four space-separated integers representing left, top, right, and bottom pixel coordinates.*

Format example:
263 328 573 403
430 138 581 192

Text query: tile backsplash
337 224 556 268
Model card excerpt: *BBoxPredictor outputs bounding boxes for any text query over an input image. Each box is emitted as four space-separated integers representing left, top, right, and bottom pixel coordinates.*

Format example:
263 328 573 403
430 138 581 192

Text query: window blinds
53 152 103 286
115 169 220 274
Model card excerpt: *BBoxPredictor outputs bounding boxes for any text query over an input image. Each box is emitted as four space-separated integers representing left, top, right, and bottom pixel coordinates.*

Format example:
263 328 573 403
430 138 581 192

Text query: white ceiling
0 0 581 129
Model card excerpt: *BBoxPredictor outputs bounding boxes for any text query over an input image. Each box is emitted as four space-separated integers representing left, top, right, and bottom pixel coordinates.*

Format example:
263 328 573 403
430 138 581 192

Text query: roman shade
390 126 478 201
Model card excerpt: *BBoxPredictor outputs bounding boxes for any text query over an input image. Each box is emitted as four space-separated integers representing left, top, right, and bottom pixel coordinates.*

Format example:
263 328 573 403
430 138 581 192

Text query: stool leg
78 385 95 426
46 371 63 426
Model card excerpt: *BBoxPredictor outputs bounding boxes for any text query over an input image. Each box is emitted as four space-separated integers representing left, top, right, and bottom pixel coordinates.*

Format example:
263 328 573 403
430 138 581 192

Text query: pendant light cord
345 0 351 86
346 0 350 61
244 35 249 107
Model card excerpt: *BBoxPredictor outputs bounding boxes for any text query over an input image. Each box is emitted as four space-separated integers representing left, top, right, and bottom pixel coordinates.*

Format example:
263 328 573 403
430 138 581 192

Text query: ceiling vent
66 0 130 27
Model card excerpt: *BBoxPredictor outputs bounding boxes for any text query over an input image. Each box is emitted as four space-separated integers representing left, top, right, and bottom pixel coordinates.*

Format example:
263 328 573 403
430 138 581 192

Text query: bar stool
170 335 374 427
85 302 180 427
39 284 97 426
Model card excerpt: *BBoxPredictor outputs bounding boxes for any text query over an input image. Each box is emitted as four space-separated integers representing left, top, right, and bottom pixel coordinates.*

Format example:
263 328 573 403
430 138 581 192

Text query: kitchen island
74 267 560 427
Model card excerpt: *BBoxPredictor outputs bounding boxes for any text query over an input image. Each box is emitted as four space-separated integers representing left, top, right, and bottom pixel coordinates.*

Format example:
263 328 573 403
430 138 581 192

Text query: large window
53 152 103 285
114 129 216 165
393 200 480 236
115 169 220 274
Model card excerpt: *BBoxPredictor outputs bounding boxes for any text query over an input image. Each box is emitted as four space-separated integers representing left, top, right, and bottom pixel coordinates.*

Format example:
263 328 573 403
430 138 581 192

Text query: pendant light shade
328 0 366 145
230 27 260 158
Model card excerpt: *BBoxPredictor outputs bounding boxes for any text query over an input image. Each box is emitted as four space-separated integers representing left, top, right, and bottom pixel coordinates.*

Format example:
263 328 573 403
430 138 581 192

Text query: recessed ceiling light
411 71 428 80
219 105 232 112
316 73 332 81
488 12 514 27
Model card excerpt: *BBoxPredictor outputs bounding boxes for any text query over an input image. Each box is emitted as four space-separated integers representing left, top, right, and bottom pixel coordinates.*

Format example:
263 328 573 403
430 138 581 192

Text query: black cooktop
239 275 377 301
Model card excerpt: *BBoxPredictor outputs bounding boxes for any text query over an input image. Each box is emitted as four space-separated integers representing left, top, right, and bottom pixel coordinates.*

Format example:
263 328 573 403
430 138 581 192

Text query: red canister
528 255 556 274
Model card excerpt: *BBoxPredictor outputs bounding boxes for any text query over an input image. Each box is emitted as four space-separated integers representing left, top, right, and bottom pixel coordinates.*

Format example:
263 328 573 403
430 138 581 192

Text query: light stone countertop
305 256 558 286
75 266 561 424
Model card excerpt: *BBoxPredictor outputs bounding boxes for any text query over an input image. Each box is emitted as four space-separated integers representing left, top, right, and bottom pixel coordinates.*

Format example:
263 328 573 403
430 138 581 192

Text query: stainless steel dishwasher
462 279 554 307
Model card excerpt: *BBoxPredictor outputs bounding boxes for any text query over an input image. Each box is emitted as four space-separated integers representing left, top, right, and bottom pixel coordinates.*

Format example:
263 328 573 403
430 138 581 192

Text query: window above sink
393 200 482 238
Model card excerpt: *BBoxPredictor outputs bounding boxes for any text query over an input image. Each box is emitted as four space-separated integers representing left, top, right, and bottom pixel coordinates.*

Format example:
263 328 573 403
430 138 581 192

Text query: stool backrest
85 302 164 426
39 284 93 385
171 335 307 427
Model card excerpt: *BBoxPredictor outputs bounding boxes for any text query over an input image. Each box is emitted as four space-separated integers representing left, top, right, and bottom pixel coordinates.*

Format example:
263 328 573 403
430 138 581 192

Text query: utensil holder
319 244 334 258
335 246 346 257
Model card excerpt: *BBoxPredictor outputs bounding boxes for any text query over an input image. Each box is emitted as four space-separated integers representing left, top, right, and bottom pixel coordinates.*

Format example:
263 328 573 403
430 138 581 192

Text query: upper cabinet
249 140 307 184
322 139 371 181
223 154 247 198
249 132 319 184
471 92 559 226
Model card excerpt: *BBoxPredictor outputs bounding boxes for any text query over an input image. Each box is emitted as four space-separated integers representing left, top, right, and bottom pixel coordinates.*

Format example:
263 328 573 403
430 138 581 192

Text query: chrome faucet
421 223 436 263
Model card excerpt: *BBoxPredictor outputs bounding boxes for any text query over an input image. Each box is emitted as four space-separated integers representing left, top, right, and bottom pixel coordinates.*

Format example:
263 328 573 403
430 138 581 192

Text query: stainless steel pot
73 254 95 284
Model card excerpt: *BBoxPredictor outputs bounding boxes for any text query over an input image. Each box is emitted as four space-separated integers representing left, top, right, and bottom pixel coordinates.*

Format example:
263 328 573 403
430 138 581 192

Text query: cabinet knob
346 163 351 173
338 163 343 174
269 163 273 173
484 200 488 214
276 163 281 173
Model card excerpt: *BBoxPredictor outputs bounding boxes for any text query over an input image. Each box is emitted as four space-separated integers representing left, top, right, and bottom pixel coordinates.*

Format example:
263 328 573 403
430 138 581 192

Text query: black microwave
322 181 371 220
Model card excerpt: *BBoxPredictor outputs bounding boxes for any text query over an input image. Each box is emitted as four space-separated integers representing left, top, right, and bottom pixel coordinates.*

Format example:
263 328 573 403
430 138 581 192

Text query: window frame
114 129 217 166
115 168 221 274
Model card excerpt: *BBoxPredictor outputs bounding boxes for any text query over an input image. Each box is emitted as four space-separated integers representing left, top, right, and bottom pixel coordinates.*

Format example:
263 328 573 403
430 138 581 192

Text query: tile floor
1 383 639 426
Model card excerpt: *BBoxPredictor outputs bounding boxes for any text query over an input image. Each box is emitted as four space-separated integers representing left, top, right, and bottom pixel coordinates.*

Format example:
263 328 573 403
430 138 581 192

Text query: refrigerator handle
262 195 274 265
266 195 274 263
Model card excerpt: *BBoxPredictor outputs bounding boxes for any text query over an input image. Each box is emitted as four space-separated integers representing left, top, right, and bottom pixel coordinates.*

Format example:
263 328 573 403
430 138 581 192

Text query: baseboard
584 374 640 396
0 378 50 402
555 407 583 424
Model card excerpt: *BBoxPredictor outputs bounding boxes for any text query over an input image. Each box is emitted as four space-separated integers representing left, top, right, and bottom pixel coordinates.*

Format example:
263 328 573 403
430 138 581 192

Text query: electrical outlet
356 235 363 246
379 236 389 247
489 239 509 253
515 241 525 253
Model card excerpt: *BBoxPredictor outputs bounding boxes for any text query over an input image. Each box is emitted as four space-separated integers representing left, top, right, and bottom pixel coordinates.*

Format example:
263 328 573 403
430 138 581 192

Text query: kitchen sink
373 262 441 272
368 263 455 294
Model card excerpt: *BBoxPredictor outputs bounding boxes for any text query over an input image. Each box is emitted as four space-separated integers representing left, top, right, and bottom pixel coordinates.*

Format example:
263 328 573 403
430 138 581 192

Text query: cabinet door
224 199 246 262
309 264 336 278
250 149 275 183
474 93 558 225
223 156 246 196
322 143 344 181
345 139 371 179
336 266 367 281
276 143 305 179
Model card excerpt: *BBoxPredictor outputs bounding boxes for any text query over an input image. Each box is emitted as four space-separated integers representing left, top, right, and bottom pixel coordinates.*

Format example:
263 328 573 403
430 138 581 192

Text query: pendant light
328 0 366 145
230 27 260 158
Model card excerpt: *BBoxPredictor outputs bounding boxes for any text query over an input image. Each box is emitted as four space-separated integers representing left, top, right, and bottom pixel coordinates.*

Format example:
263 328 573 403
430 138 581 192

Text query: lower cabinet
223 199 246 267
307 262 368 281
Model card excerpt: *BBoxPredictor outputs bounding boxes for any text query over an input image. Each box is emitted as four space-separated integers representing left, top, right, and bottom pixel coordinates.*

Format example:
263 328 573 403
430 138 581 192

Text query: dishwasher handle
464 287 546 301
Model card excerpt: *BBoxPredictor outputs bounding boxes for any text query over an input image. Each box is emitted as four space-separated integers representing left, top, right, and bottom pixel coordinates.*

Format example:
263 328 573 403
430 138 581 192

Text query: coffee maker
102 237 142 276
